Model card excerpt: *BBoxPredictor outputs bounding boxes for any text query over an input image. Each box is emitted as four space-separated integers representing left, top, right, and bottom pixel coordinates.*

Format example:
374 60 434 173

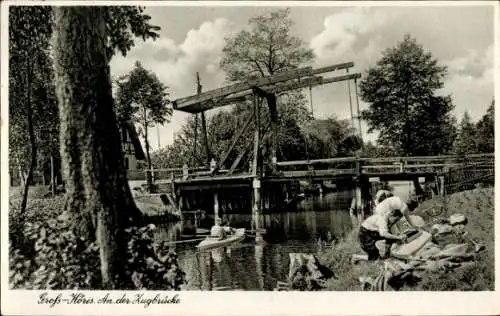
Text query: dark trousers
358 226 385 260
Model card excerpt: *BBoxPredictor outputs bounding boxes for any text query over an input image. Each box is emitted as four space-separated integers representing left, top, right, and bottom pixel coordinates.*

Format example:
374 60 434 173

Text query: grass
9 185 65 223
9 186 494 291
319 188 495 291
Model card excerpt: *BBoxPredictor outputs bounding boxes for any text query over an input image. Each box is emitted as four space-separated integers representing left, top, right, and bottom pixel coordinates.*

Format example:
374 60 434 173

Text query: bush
9 197 185 290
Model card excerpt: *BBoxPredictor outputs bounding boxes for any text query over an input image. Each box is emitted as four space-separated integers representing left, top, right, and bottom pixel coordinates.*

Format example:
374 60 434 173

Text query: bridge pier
252 179 262 234
213 192 219 221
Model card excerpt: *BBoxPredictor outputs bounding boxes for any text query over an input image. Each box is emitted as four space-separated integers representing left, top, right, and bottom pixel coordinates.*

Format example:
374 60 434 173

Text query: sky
109 4 495 151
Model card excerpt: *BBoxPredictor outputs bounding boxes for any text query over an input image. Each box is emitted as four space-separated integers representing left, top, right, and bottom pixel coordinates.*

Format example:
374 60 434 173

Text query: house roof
123 121 146 160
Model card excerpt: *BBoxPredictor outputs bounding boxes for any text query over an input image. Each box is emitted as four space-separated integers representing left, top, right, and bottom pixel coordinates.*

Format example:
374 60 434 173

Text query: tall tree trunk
144 116 152 170
53 7 141 289
143 112 153 191
403 87 411 155
20 59 37 222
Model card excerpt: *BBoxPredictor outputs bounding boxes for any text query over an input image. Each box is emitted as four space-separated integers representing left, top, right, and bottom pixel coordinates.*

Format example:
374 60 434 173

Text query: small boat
196 228 246 251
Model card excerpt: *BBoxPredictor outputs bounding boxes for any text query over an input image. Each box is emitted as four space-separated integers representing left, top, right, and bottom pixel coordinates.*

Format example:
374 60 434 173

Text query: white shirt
210 225 226 238
373 196 407 218
361 214 390 235
374 190 393 205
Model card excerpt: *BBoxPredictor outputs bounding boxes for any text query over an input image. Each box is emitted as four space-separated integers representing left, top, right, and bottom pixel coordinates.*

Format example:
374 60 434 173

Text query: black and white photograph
1 1 498 315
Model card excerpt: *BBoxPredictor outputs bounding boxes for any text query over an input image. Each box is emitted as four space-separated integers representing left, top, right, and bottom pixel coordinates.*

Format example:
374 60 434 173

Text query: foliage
115 61 172 169
9 6 57 221
125 225 186 290
103 7 160 57
475 100 494 153
8 6 161 183
9 197 185 290
301 118 356 159
360 34 456 156
150 8 354 169
359 141 399 158
217 9 317 164
220 8 314 81
453 111 478 155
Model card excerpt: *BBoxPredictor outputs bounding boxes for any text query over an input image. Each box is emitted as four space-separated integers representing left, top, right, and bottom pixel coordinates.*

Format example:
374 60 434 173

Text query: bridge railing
274 153 494 176
127 166 211 182
129 153 494 182
275 157 359 179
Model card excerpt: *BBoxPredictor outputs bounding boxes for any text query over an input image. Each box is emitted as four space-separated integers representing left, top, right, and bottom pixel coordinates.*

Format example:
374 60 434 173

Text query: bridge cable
306 84 313 182
309 84 314 118
345 69 355 132
193 113 198 164
354 77 362 139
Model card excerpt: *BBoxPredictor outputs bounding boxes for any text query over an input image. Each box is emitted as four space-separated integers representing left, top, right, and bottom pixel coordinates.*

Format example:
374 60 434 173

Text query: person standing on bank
373 195 420 229
353 197 420 262
352 209 406 263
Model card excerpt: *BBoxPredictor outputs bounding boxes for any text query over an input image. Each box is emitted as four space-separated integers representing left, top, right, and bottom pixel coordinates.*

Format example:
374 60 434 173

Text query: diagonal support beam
228 119 272 175
252 93 261 177
211 108 255 174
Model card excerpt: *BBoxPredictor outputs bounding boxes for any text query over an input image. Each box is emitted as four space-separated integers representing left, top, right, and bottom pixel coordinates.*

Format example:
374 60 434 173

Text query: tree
53 7 145 289
115 62 172 171
9 6 55 224
103 7 160 57
476 100 494 153
221 8 313 81
218 9 315 164
9 6 160 213
453 111 478 155
360 34 456 156
301 118 354 159
360 141 398 158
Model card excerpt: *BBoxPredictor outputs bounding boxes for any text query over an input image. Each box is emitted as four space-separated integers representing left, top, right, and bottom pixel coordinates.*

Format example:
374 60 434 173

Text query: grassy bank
9 186 185 290
320 188 495 291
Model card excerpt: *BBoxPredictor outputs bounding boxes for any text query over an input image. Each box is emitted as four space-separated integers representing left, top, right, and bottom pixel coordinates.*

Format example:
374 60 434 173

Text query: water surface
153 191 355 291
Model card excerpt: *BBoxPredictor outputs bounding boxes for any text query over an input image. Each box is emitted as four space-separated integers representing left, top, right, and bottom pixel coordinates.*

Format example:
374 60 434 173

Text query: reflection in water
255 242 264 290
155 191 354 291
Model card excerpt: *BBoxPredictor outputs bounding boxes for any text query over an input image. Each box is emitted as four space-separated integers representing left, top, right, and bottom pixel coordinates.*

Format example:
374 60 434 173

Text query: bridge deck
131 154 494 190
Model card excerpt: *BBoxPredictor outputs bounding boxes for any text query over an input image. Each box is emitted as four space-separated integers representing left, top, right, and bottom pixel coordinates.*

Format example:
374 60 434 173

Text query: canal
151 191 350 290
151 183 413 290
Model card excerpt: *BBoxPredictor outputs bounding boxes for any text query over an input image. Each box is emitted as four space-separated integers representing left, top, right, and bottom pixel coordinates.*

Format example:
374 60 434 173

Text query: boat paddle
162 237 207 246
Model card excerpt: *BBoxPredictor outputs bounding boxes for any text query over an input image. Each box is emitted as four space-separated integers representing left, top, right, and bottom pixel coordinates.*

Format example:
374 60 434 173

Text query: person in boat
210 217 227 240
221 216 236 235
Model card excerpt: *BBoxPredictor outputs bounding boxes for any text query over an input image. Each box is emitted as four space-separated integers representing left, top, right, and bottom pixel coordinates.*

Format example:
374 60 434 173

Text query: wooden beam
267 93 278 174
320 73 362 85
176 73 362 113
228 148 249 175
195 73 212 165
229 119 271 175
267 76 324 94
309 62 354 75
276 156 357 167
280 169 357 178
212 108 255 174
252 94 261 177
173 62 358 112
173 66 313 110
176 182 252 191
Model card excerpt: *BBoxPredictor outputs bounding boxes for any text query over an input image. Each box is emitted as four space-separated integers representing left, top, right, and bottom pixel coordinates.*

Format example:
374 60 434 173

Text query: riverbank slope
320 188 494 291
